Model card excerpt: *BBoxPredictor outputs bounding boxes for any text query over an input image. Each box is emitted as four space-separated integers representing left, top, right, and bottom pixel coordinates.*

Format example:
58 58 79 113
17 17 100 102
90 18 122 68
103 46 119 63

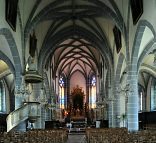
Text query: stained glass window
59 76 64 109
151 79 156 111
0 81 5 112
91 76 96 108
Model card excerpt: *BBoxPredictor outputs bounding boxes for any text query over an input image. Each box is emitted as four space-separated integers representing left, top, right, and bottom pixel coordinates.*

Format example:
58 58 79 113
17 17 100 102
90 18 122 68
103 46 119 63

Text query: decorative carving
71 85 84 96
71 85 85 116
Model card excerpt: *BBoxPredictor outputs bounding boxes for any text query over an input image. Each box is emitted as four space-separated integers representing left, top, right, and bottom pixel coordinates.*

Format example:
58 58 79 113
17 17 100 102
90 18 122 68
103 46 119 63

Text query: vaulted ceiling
51 38 101 77
25 0 124 78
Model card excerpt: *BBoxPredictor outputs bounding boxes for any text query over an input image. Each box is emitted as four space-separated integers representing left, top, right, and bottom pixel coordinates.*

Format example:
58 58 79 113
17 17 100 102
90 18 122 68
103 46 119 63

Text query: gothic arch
0 28 22 79
131 20 155 73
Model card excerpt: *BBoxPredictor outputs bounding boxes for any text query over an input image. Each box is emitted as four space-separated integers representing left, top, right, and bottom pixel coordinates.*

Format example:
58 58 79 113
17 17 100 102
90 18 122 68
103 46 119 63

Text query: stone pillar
51 81 56 119
14 86 22 109
66 77 71 111
85 76 90 115
86 76 90 104
113 83 121 127
108 87 114 127
96 74 100 101
107 69 115 128
142 90 146 111
14 76 23 109
14 76 26 131
31 83 42 129
64 78 67 109
127 76 139 131
108 102 114 127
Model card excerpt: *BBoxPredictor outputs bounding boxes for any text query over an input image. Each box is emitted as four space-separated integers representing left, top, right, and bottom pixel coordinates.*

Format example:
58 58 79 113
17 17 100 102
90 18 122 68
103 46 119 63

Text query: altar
70 85 85 117
68 116 86 133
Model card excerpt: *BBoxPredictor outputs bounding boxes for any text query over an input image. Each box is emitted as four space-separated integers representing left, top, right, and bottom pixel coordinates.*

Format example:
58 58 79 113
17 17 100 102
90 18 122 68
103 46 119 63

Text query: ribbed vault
24 0 126 74
51 38 101 77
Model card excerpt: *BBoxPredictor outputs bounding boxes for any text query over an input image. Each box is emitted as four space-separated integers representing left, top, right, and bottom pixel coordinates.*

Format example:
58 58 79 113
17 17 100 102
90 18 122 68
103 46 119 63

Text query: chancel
0 0 156 143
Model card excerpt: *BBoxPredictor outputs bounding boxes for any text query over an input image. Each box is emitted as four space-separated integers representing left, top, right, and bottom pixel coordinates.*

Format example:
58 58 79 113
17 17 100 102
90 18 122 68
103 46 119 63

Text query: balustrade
6 102 40 132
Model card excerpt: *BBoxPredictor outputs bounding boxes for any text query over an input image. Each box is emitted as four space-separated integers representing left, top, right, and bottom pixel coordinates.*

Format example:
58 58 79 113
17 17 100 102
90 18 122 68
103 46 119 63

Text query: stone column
14 77 27 132
31 83 42 129
51 82 56 120
14 76 23 109
66 77 71 111
96 74 100 101
86 76 90 104
113 84 121 127
108 104 114 127
63 78 67 109
107 69 115 128
127 76 139 131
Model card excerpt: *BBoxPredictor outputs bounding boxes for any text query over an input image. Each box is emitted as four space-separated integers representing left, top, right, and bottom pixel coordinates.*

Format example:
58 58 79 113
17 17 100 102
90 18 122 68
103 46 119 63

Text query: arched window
59 76 64 109
138 85 144 111
90 76 96 109
151 79 156 111
0 80 6 112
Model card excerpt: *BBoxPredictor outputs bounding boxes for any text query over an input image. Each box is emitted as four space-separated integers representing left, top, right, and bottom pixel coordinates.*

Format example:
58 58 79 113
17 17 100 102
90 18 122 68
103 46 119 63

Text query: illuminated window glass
0 81 5 112
151 79 156 111
139 92 142 111
91 76 96 108
138 85 143 111
91 76 96 86
59 76 64 109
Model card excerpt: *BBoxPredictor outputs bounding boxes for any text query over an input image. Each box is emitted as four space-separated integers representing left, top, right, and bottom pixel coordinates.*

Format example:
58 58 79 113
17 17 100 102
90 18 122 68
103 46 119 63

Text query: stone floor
67 133 86 143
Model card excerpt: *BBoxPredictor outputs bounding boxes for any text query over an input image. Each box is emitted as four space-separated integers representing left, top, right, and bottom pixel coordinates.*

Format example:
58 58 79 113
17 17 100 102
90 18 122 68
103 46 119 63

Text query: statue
76 107 80 116
27 55 37 71
27 30 38 71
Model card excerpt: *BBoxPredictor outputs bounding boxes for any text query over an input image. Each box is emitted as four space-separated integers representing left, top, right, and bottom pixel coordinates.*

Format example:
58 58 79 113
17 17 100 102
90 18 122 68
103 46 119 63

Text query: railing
6 102 40 132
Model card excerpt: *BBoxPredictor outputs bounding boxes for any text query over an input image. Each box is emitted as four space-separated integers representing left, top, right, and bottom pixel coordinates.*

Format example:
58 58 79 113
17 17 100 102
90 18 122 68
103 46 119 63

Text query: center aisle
67 133 86 143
